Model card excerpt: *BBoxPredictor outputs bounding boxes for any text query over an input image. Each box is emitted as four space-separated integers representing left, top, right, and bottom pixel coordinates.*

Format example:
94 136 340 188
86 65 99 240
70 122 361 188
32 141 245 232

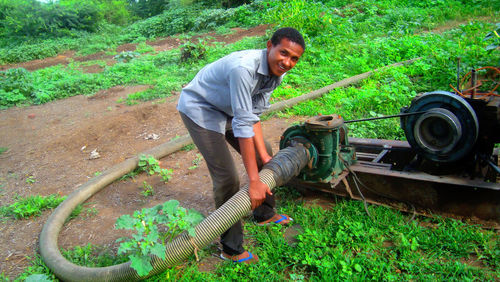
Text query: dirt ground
0 25 309 279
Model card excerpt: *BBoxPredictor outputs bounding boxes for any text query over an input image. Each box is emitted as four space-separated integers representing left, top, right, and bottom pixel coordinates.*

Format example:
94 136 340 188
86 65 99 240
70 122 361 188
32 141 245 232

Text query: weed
135 42 154 54
62 243 128 267
141 181 154 197
120 154 173 182
0 194 65 219
25 175 36 184
180 39 207 63
188 153 203 170
115 200 204 276
84 207 98 217
15 254 57 281
138 154 173 182
181 143 195 151
0 147 8 155
114 51 140 63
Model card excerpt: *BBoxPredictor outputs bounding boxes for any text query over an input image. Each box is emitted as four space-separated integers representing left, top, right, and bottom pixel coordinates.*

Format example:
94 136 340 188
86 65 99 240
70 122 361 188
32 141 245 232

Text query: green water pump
279 115 356 183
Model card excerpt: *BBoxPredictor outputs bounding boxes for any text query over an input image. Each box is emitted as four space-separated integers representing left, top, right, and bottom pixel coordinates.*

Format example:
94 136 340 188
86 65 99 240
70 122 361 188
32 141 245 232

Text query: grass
9 191 497 281
0 194 84 220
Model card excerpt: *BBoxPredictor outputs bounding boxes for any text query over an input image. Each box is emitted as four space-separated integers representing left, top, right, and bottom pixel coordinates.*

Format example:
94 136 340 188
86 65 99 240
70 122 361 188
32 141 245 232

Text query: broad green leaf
163 200 179 215
115 214 135 229
187 227 196 237
130 254 153 277
117 240 134 254
186 209 204 225
150 243 166 260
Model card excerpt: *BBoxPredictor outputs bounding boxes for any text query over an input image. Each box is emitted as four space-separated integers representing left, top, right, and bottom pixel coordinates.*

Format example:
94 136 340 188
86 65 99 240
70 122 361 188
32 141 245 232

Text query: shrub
1 0 102 37
0 68 34 107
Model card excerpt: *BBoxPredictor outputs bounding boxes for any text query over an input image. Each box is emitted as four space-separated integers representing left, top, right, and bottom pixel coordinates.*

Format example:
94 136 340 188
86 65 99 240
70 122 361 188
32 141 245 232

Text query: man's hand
249 179 272 210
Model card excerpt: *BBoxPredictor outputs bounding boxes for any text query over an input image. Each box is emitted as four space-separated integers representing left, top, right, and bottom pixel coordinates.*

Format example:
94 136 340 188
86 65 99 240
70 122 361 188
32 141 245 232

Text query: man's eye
280 50 287 55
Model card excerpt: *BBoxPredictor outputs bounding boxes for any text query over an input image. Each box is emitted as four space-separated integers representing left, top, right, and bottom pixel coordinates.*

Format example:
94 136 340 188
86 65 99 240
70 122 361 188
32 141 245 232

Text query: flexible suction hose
40 143 309 281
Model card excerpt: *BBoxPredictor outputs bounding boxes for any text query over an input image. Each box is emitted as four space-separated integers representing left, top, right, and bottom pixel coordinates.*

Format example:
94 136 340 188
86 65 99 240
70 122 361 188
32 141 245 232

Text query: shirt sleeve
229 66 260 138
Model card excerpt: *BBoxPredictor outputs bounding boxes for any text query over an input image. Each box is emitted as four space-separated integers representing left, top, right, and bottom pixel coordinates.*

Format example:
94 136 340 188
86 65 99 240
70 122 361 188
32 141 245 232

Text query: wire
340 155 416 225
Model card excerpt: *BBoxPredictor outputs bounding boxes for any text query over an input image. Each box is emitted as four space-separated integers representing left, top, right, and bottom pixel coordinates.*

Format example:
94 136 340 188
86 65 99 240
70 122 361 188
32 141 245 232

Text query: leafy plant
484 23 500 52
25 175 36 184
188 153 203 170
0 68 34 107
0 193 84 220
181 144 195 151
62 243 128 267
114 51 140 63
138 154 173 182
0 194 65 219
141 181 154 197
0 147 7 155
180 39 207 63
115 200 204 276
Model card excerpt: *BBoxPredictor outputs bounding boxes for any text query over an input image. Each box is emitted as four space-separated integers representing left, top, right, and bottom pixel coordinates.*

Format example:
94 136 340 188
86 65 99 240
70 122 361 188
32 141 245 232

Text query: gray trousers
180 113 275 255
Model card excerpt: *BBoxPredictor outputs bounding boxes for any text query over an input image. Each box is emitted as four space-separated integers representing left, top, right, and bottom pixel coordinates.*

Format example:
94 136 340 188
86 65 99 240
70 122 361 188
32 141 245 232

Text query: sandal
257 214 293 226
220 251 259 264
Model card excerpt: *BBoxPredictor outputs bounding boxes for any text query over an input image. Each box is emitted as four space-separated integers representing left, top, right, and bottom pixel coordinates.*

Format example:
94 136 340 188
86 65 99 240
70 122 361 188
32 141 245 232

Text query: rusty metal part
289 138 500 229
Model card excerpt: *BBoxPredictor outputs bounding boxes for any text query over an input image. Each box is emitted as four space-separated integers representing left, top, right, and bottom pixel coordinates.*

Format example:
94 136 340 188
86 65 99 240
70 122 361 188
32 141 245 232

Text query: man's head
267 27 305 77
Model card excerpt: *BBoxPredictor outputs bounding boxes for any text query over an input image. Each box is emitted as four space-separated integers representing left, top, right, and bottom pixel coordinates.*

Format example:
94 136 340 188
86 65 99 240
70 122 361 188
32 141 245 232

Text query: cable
340 155 416 225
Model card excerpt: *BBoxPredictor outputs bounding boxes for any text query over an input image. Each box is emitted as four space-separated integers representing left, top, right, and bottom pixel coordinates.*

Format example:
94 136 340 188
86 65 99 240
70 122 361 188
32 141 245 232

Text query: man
177 27 305 263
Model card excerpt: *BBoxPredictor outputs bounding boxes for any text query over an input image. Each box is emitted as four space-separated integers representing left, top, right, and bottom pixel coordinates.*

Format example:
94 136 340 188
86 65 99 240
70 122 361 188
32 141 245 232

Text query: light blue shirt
177 49 283 138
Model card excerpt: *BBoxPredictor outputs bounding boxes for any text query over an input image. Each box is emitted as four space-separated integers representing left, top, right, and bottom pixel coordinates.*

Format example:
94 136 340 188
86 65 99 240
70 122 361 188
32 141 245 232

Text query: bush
1 0 102 37
0 68 34 107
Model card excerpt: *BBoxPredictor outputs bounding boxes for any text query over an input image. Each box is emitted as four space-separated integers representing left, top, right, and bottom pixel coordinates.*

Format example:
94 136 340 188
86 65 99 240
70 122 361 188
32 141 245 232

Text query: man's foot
257 214 293 226
220 251 259 264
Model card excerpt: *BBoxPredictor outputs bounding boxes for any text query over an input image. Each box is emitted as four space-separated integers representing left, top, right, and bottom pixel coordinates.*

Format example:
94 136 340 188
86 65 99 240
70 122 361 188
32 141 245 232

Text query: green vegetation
16 244 128 281
0 194 85 220
138 154 173 182
205 195 499 281
0 1 496 140
141 181 155 197
0 194 66 219
115 200 204 276
1 0 499 280
6 193 498 280
188 153 203 170
120 154 173 181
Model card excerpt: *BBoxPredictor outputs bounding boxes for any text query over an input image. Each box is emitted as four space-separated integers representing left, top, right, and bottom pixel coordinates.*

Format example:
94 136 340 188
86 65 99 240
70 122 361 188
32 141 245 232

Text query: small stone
145 133 160 140
89 149 100 159
28 114 36 119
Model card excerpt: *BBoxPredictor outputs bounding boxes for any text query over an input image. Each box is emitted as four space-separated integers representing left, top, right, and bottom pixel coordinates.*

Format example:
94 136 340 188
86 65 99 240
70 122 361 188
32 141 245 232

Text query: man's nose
283 57 291 68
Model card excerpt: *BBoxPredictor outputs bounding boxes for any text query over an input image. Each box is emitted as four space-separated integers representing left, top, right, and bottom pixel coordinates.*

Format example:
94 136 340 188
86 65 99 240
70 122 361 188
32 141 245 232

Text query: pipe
40 145 309 281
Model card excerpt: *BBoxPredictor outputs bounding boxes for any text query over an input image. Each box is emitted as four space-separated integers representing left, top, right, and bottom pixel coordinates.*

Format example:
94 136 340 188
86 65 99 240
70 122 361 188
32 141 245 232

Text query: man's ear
266 40 272 51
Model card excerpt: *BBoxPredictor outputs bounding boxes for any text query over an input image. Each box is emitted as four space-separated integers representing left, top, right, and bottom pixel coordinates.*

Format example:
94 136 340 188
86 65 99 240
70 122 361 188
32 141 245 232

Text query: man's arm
239 137 272 210
252 121 272 165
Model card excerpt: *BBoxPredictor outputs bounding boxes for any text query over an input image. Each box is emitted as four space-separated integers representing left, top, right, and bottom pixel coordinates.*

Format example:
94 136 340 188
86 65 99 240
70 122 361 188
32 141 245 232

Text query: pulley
400 91 479 163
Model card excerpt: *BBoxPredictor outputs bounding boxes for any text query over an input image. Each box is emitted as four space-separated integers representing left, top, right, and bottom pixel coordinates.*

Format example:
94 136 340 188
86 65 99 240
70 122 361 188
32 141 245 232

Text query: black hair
270 27 306 50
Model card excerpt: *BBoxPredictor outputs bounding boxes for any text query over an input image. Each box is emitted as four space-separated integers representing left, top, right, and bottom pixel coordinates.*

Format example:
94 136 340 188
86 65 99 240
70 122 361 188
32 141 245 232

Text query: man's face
266 38 304 77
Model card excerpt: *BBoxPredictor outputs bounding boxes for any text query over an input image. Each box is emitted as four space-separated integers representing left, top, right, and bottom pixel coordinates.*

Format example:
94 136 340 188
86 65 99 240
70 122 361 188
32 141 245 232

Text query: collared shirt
177 49 283 138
